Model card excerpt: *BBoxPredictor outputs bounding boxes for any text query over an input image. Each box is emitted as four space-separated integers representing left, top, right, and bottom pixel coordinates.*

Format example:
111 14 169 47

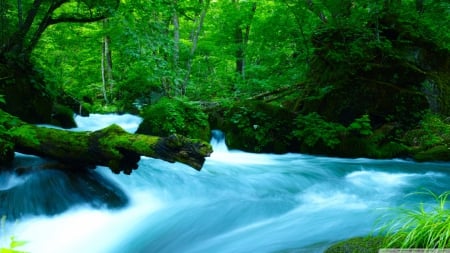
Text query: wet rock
0 156 128 220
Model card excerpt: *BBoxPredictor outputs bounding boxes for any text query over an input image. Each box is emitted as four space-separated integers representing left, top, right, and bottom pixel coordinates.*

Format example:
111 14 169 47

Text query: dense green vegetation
1 0 448 161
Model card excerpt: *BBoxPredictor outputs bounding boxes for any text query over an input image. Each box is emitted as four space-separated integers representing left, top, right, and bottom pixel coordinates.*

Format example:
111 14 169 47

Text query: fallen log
0 109 213 174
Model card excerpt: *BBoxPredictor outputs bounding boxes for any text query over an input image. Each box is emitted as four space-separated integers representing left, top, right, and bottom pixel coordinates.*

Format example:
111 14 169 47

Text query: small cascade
207 130 278 166
210 130 229 153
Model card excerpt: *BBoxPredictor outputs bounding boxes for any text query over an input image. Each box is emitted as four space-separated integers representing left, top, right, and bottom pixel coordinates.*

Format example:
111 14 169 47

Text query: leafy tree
0 0 120 122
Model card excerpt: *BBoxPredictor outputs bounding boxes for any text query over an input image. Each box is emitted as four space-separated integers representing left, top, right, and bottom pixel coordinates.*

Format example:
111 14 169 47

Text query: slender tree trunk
17 0 23 26
172 0 180 67
101 19 114 104
101 45 109 104
233 1 256 79
166 0 180 97
182 0 210 95
235 27 244 77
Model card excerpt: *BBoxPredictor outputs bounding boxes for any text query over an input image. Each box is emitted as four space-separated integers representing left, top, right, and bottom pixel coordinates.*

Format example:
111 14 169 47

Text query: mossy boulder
137 98 211 142
50 104 77 129
56 92 90 117
325 236 384 253
413 145 450 162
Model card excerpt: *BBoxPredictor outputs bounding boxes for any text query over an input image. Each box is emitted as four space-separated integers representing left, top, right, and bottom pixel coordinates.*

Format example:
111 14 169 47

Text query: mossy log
0 109 213 174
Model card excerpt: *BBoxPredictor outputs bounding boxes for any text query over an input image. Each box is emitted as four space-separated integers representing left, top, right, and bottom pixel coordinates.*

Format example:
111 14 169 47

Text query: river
1 114 450 253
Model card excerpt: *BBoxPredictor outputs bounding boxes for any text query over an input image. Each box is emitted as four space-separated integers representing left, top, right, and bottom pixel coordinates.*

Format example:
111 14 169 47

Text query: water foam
14 192 163 253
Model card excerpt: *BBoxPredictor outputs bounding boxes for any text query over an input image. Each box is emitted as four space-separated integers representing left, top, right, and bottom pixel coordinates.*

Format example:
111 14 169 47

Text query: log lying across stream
0 109 213 174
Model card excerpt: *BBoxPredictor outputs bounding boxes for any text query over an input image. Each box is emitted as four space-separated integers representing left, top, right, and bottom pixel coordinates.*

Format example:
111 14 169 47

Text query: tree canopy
0 0 449 159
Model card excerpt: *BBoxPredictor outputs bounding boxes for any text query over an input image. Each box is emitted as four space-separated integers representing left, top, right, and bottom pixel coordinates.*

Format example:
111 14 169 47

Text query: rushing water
1 114 450 253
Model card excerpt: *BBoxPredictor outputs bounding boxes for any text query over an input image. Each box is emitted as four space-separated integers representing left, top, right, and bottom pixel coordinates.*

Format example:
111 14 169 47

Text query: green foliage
292 113 346 149
0 237 28 253
0 131 14 163
227 107 269 151
137 98 210 141
291 113 408 158
0 112 17 163
403 113 450 149
223 101 294 152
368 142 408 159
9 126 40 147
2 0 448 160
419 113 450 148
0 95 4 104
380 190 450 249
348 114 373 136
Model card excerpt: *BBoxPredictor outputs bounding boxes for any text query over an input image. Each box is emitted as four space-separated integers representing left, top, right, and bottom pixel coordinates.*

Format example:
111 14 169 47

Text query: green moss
369 142 409 159
293 112 346 151
9 125 40 146
0 129 14 164
413 145 450 162
137 98 211 141
50 104 76 129
401 113 450 161
325 236 384 253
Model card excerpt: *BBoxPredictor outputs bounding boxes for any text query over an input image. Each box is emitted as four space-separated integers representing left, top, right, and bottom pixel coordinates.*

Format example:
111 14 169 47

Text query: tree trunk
233 1 256 79
172 0 180 67
0 0 120 123
101 19 114 104
0 109 212 174
182 0 210 95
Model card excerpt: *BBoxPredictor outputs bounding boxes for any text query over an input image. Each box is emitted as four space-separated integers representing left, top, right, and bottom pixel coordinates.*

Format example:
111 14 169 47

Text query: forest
0 0 449 252
0 0 449 163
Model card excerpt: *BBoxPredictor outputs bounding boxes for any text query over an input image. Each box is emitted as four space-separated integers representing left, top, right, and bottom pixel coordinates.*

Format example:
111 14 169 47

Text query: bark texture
0 109 212 174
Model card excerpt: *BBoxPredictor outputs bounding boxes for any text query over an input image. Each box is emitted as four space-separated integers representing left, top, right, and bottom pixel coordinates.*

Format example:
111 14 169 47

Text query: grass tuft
380 189 450 249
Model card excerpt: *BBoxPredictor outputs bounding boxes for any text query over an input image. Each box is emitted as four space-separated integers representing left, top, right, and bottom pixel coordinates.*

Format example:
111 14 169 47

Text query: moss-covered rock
137 98 211 142
50 104 77 129
56 92 90 117
325 236 384 253
413 145 450 162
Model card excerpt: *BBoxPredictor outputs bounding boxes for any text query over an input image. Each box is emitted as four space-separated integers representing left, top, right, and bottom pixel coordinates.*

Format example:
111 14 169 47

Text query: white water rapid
1 114 450 253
